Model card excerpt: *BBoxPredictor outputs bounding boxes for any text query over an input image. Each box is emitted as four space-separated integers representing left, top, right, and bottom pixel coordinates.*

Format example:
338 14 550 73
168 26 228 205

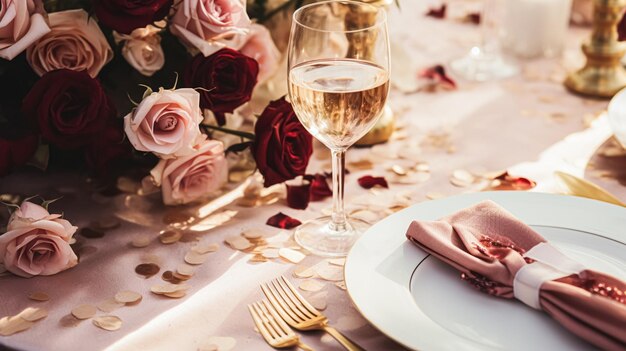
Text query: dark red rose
425 4 446 19
22 69 117 150
285 177 311 210
253 97 313 187
0 134 39 176
94 0 173 34
183 48 258 125
85 123 132 177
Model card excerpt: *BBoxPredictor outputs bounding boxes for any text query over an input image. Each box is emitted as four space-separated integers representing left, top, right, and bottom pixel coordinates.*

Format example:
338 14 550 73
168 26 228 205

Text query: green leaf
27 144 49 171
226 141 254 154
139 84 154 99
41 197 62 211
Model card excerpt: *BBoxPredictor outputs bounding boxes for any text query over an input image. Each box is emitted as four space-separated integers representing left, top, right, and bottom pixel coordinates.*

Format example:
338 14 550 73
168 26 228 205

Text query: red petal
285 179 311 210
266 212 302 229
425 4 446 19
305 174 332 201
358 176 389 189
418 65 457 90
489 172 536 191
465 13 480 25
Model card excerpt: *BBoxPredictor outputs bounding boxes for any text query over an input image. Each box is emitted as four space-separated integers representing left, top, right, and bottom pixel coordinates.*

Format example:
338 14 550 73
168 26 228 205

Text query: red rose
253 97 313 187
619 12 626 41
94 0 173 34
85 123 133 177
0 134 39 176
183 48 258 125
22 69 117 150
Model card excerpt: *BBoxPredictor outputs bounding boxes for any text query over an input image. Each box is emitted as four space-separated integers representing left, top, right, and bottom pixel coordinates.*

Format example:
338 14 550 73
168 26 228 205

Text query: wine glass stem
330 148 347 232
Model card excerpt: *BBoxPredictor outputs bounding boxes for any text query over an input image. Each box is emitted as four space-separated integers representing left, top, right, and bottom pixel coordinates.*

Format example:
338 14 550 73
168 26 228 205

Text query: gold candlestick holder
564 0 626 98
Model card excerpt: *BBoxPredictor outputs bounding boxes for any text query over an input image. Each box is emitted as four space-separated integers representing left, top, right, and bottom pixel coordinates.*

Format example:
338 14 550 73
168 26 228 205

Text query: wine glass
288 0 390 256
450 0 518 81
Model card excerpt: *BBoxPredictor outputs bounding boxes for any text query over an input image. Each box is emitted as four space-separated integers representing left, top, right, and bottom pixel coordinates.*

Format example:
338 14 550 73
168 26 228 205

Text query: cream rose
114 24 165 77
170 0 251 57
151 137 229 205
0 0 50 60
124 88 204 158
240 24 281 83
26 9 113 78
0 202 78 278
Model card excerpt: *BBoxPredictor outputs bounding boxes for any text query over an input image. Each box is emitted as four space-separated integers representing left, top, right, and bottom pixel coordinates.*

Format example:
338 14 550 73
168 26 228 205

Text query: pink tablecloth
0 2 617 351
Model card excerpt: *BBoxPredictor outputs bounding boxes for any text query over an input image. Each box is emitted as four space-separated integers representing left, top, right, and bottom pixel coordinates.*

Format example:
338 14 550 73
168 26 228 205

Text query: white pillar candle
502 0 573 58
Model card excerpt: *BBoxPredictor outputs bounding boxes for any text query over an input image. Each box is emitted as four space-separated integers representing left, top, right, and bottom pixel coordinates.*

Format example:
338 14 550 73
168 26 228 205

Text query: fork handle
297 342 314 351
323 326 365 351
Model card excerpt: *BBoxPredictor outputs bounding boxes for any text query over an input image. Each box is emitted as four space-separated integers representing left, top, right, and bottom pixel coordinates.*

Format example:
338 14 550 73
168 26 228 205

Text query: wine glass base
294 216 371 257
450 48 518 82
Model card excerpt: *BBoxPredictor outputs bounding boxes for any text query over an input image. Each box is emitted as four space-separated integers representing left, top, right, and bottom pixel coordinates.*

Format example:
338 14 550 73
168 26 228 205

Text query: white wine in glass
288 1 390 256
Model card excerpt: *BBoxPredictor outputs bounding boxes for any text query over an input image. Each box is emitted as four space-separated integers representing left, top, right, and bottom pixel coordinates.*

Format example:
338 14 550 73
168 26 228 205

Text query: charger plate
344 192 626 350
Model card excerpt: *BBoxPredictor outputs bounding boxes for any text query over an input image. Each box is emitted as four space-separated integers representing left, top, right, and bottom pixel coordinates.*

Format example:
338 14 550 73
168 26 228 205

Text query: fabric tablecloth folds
406 200 626 351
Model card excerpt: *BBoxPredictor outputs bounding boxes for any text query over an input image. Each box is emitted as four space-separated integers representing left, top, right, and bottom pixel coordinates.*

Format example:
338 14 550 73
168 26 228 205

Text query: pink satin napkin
405 200 626 351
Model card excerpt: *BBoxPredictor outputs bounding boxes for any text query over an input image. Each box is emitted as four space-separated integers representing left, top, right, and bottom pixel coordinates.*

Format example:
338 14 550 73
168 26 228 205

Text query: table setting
1 0 626 350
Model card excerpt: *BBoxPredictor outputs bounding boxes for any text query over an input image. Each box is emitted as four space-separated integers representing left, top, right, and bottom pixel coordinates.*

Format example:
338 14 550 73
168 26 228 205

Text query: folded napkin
406 200 626 351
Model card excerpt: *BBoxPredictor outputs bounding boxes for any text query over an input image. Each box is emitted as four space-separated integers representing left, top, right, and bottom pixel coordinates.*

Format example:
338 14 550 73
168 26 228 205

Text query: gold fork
261 276 364 351
248 300 314 351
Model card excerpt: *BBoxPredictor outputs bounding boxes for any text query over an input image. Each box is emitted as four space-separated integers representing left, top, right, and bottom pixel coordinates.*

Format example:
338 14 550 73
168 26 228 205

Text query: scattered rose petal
488 172 536 191
305 174 332 201
285 177 311 210
462 12 481 25
418 65 457 91
266 212 302 229
299 279 325 292
425 4 446 18
114 291 142 304
358 176 389 189
71 304 97 320
92 315 122 331
279 248 306 264
28 292 50 302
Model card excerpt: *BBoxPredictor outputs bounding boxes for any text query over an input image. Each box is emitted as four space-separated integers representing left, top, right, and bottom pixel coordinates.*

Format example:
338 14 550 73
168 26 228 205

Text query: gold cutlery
554 171 626 207
261 276 365 351
248 300 314 351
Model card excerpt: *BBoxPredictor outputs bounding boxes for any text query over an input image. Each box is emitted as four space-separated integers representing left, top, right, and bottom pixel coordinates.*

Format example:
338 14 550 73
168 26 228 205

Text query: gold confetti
131 235 151 248
184 251 210 265
279 248 306 264
97 298 124 313
316 265 344 282
18 307 48 322
188 210 238 232
335 281 347 290
299 280 325 292
348 159 374 170
176 264 195 277
151 283 189 295
135 263 160 278
159 230 183 244
92 315 122 331
426 192 446 200
200 337 237 351
391 165 407 176
261 248 280 259
114 291 142 304
293 265 315 278
307 290 328 311
0 316 35 336
224 236 252 251
192 242 219 254
71 305 96 320
450 169 476 187
328 258 346 266
242 229 268 240
117 177 140 193
28 292 50 302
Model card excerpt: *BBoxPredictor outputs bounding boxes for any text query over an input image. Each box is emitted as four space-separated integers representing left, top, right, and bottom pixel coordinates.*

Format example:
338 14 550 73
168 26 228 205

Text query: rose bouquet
0 0 316 206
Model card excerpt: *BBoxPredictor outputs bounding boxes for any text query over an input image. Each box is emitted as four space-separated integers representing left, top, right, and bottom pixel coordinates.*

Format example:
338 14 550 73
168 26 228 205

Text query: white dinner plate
344 192 626 351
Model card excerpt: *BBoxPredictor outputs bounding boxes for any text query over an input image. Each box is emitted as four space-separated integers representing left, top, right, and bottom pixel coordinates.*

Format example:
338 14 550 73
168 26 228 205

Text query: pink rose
26 9 113 78
124 88 203 158
170 0 251 57
0 0 50 60
114 24 165 77
0 202 78 278
240 24 281 82
151 137 228 205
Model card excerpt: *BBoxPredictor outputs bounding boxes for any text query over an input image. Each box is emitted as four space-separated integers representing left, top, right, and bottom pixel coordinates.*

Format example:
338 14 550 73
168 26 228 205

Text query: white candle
502 0 573 58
